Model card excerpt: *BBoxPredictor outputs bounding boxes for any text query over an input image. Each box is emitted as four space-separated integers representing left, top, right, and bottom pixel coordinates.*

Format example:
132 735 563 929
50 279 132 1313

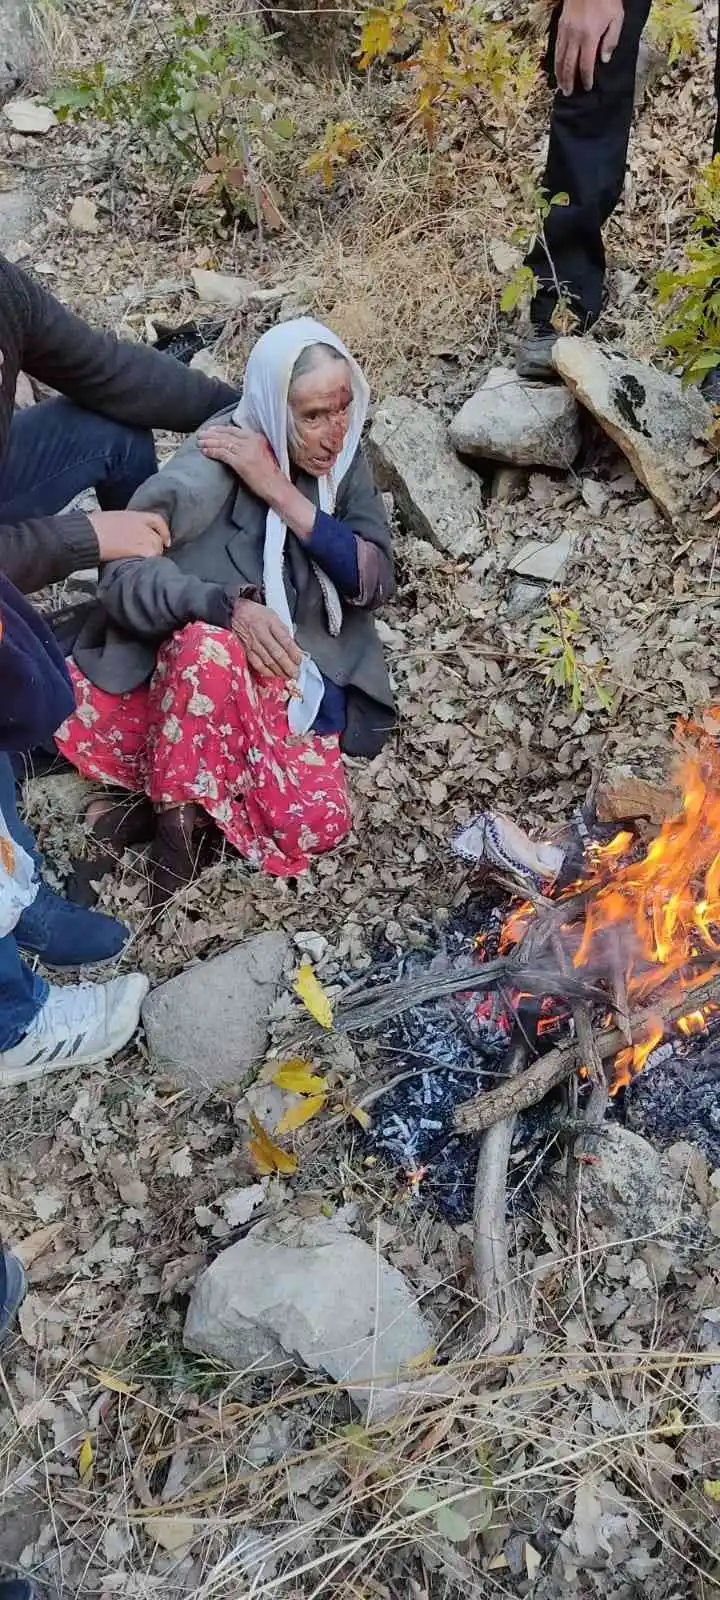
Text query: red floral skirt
55 622 351 877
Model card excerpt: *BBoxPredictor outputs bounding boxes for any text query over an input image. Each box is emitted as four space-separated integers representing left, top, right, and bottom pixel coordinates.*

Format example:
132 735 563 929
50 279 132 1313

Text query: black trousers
527 0 720 328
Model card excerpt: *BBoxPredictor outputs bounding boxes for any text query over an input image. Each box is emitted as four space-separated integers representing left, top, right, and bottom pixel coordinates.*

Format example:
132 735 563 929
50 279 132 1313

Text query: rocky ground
1 0 720 1595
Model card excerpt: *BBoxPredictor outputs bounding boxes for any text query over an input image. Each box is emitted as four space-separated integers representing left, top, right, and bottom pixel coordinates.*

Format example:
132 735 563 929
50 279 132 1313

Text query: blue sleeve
306 510 360 599
0 575 75 751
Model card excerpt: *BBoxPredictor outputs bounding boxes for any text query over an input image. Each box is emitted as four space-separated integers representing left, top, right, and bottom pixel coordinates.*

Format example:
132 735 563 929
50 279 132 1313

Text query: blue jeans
0 397 157 520
0 399 157 1050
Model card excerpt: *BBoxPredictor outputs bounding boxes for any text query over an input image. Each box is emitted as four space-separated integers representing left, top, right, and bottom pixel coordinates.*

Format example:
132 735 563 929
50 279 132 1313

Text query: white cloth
0 806 38 939
232 318 370 736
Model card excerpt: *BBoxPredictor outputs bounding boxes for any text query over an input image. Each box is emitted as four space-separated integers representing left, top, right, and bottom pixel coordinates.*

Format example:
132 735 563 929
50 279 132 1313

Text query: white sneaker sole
0 974 150 1089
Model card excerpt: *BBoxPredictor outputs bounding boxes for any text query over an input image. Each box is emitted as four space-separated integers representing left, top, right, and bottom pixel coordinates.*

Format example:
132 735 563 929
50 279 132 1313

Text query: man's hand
232 597 303 680
89 510 171 562
555 0 625 93
199 424 285 503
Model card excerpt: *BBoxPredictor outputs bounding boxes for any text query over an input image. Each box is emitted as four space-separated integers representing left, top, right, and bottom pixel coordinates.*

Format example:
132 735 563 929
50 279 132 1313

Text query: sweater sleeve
96 554 232 641
0 509 100 596
12 262 239 432
332 447 394 610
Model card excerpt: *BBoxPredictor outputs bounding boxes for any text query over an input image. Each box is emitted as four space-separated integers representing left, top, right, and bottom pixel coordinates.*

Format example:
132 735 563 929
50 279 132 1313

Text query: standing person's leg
0 397 158 521
519 0 652 374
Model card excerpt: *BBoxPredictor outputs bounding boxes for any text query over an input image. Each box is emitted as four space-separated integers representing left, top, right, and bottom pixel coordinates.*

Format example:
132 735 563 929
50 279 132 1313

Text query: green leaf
435 1503 472 1543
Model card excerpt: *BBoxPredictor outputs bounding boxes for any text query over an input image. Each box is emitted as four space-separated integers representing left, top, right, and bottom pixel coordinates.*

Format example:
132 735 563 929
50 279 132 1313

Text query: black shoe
515 323 559 381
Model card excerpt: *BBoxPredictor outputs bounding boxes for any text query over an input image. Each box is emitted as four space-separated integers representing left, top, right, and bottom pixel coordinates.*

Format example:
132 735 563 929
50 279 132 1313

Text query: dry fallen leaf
247 1112 298 1176
349 1104 372 1130
78 1434 94 1480
272 1059 327 1094
142 1514 196 1554
91 1369 139 1397
275 1094 327 1134
294 961 334 1029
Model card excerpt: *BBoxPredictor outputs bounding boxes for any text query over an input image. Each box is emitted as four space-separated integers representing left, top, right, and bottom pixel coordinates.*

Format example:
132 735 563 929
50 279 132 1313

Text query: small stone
3 97 55 133
368 396 484 560
69 196 100 233
293 930 328 964
450 367 581 469
491 465 528 503
142 932 290 1089
0 1 37 88
552 337 713 521
183 1214 434 1415
576 1125 691 1244
506 579 546 619
191 268 257 308
507 530 573 582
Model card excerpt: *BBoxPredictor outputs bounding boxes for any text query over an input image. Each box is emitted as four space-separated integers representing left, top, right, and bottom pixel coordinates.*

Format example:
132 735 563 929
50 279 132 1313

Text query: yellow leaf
294 961 333 1029
78 1434 94 1480
91 1368 138 1397
272 1060 327 1095
275 1094 327 1135
704 1479 720 1500
247 1112 298 1176
350 1104 371 1131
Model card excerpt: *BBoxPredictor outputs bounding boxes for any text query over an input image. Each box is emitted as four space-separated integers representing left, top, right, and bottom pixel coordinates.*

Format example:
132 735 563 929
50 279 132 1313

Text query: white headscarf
232 318 370 735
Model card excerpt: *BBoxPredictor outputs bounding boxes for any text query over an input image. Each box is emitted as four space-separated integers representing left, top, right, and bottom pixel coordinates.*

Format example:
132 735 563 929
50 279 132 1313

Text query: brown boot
148 804 213 909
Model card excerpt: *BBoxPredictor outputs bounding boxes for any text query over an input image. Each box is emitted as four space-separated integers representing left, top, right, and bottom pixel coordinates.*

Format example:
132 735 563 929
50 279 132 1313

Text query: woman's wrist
267 475 316 540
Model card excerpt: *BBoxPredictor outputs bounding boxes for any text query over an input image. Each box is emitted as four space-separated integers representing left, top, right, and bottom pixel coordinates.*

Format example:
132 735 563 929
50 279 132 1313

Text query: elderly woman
56 319 395 904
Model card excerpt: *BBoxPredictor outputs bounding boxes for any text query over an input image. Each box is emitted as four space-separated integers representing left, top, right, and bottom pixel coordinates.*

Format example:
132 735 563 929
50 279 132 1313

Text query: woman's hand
200 424 284 502
232 597 303 680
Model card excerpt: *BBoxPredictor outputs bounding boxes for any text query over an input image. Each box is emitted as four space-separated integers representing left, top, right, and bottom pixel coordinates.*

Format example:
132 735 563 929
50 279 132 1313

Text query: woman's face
289 360 353 477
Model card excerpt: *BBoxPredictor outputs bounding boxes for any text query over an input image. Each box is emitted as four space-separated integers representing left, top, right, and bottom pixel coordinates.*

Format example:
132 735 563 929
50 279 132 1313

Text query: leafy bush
357 0 537 140
656 155 720 385
49 12 294 227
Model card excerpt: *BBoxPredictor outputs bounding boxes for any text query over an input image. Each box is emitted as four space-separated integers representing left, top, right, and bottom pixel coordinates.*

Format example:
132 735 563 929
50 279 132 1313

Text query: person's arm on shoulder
198 428 394 609
8 259 239 433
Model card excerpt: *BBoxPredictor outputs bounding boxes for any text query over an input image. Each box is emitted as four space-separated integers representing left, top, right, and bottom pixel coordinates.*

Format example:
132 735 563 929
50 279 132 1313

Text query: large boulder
450 366 581 468
368 396 485 560
142 932 289 1089
0 189 35 256
552 337 712 521
0 1 36 97
577 1125 691 1244
184 1214 435 1415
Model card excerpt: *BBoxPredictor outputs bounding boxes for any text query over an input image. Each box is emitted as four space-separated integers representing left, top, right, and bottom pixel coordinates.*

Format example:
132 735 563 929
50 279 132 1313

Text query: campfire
306 721 720 1353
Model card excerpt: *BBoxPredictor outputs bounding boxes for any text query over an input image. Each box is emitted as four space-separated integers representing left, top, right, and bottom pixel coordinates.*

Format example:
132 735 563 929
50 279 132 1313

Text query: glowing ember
676 1002 719 1036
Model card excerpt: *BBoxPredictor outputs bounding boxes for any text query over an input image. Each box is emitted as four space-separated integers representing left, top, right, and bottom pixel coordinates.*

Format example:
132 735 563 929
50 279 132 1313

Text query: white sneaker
0 974 150 1088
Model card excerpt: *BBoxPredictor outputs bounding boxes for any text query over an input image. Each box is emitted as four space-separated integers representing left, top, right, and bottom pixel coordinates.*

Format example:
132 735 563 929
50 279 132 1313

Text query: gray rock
184 1214 434 1415
450 367 581 469
142 932 289 1088
0 0 36 94
552 337 712 521
578 1126 690 1244
506 579 546 619
0 187 34 255
507 530 573 582
368 396 484 560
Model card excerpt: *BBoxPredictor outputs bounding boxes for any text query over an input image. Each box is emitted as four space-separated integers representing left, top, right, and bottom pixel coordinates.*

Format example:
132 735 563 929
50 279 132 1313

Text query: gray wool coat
73 407 396 758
